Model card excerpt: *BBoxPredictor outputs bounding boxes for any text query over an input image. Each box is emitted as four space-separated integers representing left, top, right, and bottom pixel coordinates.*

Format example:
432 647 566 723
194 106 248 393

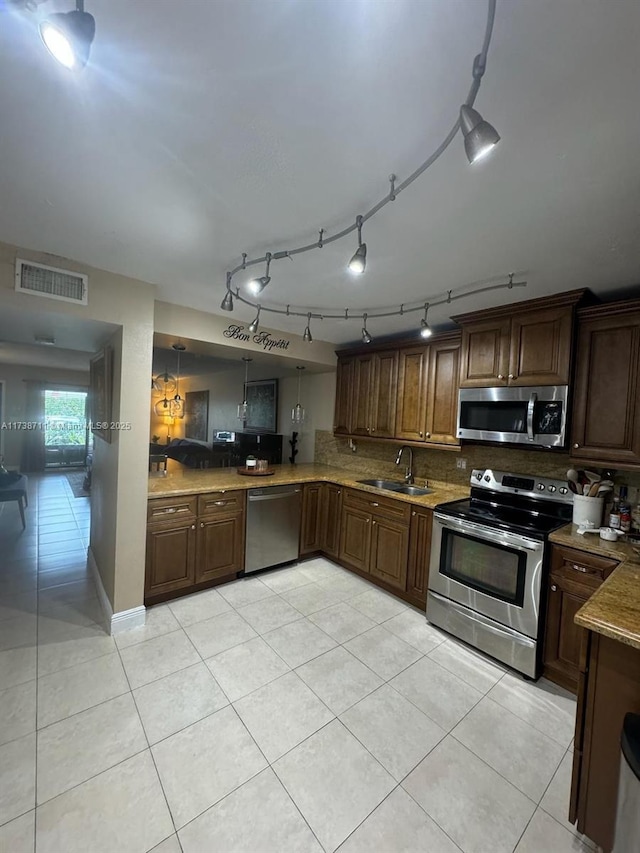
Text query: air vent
15 258 88 306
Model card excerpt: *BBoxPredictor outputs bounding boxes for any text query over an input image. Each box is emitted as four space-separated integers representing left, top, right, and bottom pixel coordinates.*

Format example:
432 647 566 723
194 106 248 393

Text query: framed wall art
185 390 209 442
243 378 278 433
89 345 113 443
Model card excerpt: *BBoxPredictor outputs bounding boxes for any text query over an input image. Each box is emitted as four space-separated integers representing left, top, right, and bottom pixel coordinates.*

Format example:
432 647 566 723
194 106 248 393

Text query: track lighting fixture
459 104 500 164
248 307 261 334
220 288 234 312
419 304 433 339
303 314 313 343
40 0 96 70
348 216 367 275
237 357 252 421
361 314 372 345
291 366 306 425
247 253 272 296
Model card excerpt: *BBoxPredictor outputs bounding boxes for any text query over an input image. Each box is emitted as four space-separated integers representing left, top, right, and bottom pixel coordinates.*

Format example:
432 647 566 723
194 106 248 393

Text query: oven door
429 513 544 639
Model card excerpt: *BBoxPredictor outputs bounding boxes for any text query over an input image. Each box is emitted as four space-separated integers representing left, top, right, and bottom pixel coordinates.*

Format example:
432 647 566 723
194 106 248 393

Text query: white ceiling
1 0 639 344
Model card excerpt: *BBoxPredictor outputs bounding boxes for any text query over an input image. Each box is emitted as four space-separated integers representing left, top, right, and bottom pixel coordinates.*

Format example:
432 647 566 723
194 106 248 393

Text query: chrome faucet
395 445 414 484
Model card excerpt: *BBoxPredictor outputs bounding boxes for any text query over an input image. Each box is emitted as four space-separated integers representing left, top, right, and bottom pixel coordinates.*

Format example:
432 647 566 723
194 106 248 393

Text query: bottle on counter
245 455 257 470
619 486 632 533
609 495 621 530
632 502 640 534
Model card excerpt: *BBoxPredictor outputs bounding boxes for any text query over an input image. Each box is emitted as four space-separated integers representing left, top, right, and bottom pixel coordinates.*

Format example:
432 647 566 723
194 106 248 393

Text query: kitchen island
548 524 640 852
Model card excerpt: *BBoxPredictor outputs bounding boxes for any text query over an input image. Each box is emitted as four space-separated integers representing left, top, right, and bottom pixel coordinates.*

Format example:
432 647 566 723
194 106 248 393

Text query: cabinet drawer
198 490 245 517
148 495 197 523
551 545 618 586
344 488 411 522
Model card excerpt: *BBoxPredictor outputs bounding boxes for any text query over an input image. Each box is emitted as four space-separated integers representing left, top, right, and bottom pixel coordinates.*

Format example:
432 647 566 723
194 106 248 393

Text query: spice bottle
609 496 621 530
619 486 632 533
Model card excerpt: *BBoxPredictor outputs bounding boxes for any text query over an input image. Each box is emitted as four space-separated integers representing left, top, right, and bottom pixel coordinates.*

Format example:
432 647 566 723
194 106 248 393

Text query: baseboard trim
88 547 146 635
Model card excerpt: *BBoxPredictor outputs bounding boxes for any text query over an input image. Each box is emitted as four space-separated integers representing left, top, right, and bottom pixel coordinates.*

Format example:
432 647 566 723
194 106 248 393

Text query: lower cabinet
370 515 409 590
322 483 342 557
300 483 323 556
543 545 618 692
146 490 245 603
406 508 433 606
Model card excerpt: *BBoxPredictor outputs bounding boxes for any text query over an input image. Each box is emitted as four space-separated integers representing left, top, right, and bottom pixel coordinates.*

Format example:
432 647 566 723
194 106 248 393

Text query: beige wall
0 362 89 467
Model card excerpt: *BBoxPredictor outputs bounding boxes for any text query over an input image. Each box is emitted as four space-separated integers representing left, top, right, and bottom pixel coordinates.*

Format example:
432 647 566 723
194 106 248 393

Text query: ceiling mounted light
220 288 234 312
361 314 372 345
248 307 261 334
237 357 252 421
303 313 313 343
348 216 367 275
247 253 272 296
459 104 500 164
39 0 96 71
291 366 306 425
419 303 433 338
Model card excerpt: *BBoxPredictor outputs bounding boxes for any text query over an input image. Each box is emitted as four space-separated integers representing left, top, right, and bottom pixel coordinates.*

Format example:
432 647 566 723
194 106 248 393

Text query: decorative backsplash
314 430 640 494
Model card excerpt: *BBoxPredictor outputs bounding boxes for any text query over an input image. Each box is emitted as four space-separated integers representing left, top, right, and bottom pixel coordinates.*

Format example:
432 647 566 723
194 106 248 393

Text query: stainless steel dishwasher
245 485 302 574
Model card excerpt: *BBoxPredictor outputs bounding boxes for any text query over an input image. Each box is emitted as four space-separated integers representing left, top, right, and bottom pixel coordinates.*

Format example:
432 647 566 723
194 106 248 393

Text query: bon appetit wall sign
223 324 291 352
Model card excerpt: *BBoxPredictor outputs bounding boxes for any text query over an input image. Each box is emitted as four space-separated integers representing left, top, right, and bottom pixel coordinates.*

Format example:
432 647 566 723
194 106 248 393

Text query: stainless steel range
427 469 573 678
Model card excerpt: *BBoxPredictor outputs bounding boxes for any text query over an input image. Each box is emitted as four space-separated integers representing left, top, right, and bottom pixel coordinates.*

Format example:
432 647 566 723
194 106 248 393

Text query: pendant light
170 343 185 419
348 216 367 275
237 357 252 421
303 313 313 343
291 366 306 425
39 0 96 71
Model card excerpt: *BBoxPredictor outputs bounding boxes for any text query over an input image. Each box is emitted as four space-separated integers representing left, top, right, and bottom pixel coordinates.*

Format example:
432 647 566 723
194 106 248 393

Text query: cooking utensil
588 481 602 497
567 469 580 487
583 483 592 496
584 470 601 483
568 481 579 495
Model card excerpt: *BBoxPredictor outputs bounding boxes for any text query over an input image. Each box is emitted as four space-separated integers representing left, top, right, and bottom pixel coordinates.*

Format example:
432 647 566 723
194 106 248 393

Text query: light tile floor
0 472 599 852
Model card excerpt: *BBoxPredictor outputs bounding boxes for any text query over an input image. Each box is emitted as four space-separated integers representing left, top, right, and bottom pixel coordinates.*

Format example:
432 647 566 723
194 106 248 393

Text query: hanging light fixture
419 303 433 338
361 314 372 344
247 253 272 296
170 343 185 419
220 281 234 312
237 357 252 421
248 307 261 334
303 313 313 343
39 0 96 71
291 366 306 425
459 104 500 164
348 216 367 275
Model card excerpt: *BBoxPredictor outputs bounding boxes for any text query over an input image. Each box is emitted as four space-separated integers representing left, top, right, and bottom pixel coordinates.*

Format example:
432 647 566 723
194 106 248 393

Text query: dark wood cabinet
571 301 640 467
146 490 245 603
406 507 433 607
426 336 461 445
349 351 398 438
333 356 354 435
455 290 585 388
339 504 371 573
350 354 375 437
543 545 618 692
370 516 409 591
396 346 429 442
300 483 323 556
321 483 342 557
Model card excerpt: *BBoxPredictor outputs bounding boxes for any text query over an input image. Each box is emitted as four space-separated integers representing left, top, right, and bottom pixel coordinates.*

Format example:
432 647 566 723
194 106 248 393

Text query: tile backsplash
314 431 640 496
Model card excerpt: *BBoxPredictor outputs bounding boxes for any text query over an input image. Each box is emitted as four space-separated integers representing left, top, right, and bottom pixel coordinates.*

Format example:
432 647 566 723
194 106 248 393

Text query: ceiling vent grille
15 258 88 306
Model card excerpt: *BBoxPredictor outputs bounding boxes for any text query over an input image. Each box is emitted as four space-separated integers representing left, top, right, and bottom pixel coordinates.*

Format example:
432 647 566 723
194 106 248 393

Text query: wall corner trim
88 547 146 635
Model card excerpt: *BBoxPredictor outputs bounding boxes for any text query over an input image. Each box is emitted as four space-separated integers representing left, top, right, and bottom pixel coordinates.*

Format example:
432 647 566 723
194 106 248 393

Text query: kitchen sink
356 479 433 497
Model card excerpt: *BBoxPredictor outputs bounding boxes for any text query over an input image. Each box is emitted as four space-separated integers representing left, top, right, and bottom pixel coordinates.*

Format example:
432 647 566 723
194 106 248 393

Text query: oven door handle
527 392 537 442
433 513 542 553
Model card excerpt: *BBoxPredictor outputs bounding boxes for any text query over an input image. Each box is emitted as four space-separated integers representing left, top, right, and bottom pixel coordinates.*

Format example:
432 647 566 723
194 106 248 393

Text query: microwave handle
527 392 537 442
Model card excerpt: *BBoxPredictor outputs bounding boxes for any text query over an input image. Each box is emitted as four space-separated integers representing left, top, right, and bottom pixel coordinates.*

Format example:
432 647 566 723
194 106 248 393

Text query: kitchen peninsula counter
148 462 470 510
550 524 640 650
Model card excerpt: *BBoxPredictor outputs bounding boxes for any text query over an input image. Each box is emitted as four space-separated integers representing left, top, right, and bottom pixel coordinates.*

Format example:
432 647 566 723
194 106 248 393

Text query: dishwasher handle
248 489 301 502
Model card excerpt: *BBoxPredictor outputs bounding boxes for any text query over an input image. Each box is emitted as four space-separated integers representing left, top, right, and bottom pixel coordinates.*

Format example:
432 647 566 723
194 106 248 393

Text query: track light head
460 104 500 164
361 314 372 344
248 311 260 334
420 319 433 339
303 314 313 343
220 289 234 311
348 243 367 275
247 275 270 296
40 3 96 70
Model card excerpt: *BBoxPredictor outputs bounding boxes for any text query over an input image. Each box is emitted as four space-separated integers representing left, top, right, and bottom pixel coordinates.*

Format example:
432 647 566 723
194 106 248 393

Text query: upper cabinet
347 351 399 439
333 356 354 435
571 301 640 467
454 290 587 388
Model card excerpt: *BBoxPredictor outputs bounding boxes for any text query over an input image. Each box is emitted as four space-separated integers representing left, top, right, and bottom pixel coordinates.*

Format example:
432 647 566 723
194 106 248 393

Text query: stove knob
484 474 491 482
476 472 483 481
547 485 557 493
559 487 568 495
537 483 546 491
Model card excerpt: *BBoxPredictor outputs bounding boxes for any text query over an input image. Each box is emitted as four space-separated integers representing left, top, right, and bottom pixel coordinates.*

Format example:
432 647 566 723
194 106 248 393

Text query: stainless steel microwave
457 385 568 448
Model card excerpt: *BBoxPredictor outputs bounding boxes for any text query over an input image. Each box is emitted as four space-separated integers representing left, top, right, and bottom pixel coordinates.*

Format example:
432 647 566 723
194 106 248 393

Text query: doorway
44 388 92 468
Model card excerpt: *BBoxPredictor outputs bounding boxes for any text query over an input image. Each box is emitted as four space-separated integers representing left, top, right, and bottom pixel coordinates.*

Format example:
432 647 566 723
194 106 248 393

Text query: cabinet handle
366 518 370 523
337 490 341 495
372 520 376 525
191 524 196 530
157 507 177 514
213 500 228 506
200 522 204 528
426 432 431 438
371 502 379 507
419 431 423 437
572 564 588 574
371 428 375 433
412 511 416 517
573 443 580 449
508 373 515 380
497 374 504 380
551 584 557 592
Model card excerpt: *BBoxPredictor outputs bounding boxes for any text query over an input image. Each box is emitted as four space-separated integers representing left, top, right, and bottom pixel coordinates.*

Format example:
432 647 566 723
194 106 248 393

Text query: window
44 389 91 467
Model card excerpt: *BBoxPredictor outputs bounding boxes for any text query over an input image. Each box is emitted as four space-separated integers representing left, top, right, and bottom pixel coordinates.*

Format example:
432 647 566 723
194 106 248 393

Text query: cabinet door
339 506 371 573
370 515 409 590
300 483 323 556
509 306 573 386
571 312 640 465
145 519 196 599
333 356 354 435
196 513 244 583
425 338 460 445
406 508 433 606
350 355 375 436
396 346 429 441
370 351 398 438
321 483 342 558
459 319 510 388
543 574 589 693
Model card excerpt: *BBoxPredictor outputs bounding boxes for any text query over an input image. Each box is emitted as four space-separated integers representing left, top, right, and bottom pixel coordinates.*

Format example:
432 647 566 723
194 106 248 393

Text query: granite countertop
550 524 640 650
148 462 469 511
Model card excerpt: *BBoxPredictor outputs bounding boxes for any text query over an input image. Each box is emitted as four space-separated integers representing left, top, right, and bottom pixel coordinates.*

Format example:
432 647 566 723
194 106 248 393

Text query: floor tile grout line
400 781 467 853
